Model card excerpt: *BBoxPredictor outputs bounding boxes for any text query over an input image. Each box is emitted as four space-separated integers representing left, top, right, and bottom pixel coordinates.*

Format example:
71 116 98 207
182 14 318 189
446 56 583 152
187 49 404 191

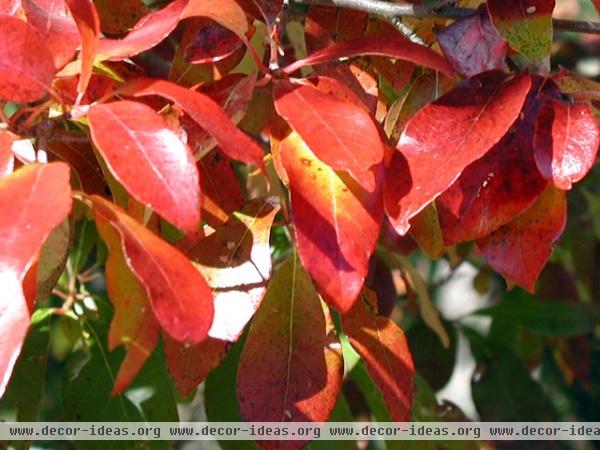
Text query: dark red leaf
384 71 532 235
120 78 264 169
94 0 148 34
274 78 385 191
281 129 384 313
96 0 248 61
164 334 228 397
342 289 415 421
22 0 79 68
283 35 455 78
96 212 160 395
437 77 558 245
477 186 566 292
487 0 555 63
198 149 244 228
237 256 343 447
91 195 213 344
0 15 56 102
534 99 600 190
184 23 243 64
437 6 507 78
88 100 200 233
64 0 100 98
0 163 72 397
253 0 283 26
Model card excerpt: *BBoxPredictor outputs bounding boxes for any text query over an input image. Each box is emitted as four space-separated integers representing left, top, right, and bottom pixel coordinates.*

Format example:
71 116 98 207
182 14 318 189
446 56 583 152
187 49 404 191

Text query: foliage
0 0 600 449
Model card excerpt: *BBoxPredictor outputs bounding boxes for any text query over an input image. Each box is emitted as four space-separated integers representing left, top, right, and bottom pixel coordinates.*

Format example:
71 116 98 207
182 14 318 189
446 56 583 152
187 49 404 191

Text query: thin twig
294 0 600 35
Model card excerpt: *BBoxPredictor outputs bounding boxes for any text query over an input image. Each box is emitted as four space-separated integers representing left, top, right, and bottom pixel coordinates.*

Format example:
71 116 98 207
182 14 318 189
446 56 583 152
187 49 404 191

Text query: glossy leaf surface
283 35 455 78
282 129 383 313
0 163 72 397
534 99 600 190
92 196 213 344
120 79 264 169
88 100 200 234
274 78 385 191
0 15 55 102
384 71 532 235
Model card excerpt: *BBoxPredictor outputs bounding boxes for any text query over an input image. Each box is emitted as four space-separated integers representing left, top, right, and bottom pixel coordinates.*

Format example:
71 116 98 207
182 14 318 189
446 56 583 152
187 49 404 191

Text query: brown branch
295 0 600 35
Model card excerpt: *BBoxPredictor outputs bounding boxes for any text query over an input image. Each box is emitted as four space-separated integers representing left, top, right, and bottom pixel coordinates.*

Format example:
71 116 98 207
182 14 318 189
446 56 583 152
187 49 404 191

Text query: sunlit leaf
384 71 532 235
477 186 567 292
342 289 415 422
534 99 600 190
88 100 200 234
281 129 384 313
91 195 213 344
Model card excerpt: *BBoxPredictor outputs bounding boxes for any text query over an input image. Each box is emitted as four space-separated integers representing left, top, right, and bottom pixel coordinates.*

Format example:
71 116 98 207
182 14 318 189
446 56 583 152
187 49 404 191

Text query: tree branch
294 0 600 35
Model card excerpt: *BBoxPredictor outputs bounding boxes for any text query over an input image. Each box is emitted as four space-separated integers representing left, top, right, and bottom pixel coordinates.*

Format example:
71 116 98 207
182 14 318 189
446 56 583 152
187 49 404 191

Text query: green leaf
62 296 177 450
464 327 554 422
205 337 258 450
472 289 599 337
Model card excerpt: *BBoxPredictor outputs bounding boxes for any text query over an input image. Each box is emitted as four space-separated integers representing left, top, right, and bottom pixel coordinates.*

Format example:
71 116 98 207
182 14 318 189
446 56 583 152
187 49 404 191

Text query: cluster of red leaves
0 0 599 446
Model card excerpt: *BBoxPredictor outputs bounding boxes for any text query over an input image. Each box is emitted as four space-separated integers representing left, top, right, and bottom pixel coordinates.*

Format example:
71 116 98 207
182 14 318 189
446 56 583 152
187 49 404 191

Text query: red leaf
437 6 507 78
198 149 244 228
96 212 160 395
534 99 600 190
188 198 279 341
88 100 200 234
274 78 385 191
120 79 264 169
22 0 79 68
237 256 343 446
254 0 283 25
0 131 16 176
342 289 415 421
164 334 229 397
64 0 100 98
0 163 72 396
282 129 384 313
283 35 455 79
96 0 248 61
0 15 56 102
477 186 566 292
96 0 187 61
593 0 600 14
91 195 213 344
487 0 555 63
384 71 532 235
437 76 558 245
94 0 148 34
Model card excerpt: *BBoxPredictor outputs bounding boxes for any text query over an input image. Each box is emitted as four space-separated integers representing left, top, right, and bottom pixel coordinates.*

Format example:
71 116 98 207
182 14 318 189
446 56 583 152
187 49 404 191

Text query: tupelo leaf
64 0 100 98
281 129 384 313
95 211 160 395
342 289 415 422
487 0 555 63
384 71 532 235
119 79 265 169
274 77 385 191
88 100 201 234
283 35 455 78
533 99 600 190
0 163 72 397
477 186 567 293
237 256 343 449
0 15 56 102
91 195 213 345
